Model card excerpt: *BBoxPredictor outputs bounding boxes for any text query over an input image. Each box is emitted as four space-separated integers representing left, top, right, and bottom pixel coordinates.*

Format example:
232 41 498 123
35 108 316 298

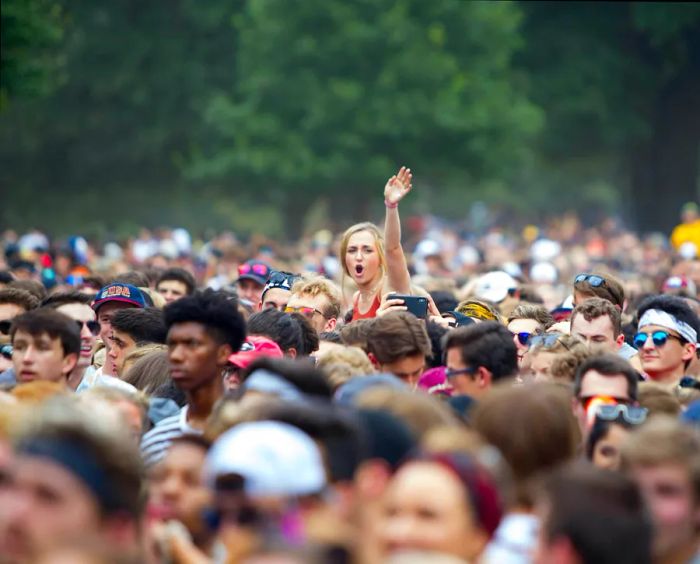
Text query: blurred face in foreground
380 461 487 561
630 462 700 560
0 455 101 561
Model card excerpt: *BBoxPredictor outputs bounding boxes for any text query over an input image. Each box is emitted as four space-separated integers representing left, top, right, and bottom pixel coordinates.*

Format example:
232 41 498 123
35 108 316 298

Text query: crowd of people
0 169 700 563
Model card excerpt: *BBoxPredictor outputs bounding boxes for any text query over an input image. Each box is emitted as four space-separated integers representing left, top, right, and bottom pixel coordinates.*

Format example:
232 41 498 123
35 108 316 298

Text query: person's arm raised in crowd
383 166 413 295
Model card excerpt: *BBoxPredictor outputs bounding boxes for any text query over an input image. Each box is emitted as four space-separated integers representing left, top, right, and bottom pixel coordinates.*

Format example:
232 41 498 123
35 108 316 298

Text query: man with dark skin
141 289 246 466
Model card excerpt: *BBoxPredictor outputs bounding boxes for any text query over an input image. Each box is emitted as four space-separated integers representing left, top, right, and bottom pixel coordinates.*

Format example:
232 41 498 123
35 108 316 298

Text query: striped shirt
140 406 200 467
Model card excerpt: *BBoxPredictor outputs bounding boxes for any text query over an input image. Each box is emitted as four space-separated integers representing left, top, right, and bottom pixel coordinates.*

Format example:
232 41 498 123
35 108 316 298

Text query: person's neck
357 275 383 298
648 364 685 386
67 365 87 391
185 376 224 430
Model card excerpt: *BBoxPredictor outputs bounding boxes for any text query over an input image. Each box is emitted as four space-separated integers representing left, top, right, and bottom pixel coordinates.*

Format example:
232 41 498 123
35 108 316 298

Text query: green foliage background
1 1 699 238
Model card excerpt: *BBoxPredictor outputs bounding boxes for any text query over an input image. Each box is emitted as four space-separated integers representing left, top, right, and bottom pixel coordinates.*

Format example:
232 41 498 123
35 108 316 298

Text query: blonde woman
340 167 413 320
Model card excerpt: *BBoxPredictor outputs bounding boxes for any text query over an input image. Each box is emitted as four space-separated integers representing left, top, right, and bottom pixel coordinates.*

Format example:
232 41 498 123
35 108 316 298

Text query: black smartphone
387 294 428 318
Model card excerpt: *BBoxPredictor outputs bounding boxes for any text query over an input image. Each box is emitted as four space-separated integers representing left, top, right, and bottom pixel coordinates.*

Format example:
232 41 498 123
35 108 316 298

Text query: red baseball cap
228 336 283 369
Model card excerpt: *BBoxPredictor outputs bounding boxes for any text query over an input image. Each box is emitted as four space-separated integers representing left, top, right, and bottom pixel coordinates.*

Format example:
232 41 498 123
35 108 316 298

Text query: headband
16 437 121 513
638 309 697 345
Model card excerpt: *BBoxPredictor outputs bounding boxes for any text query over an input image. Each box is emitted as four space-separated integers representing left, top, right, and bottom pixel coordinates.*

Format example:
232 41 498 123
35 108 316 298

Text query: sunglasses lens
517 332 530 346
652 331 669 347
588 276 604 287
633 333 647 348
87 321 101 335
574 274 587 284
238 264 251 275
253 264 268 276
0 321 11 335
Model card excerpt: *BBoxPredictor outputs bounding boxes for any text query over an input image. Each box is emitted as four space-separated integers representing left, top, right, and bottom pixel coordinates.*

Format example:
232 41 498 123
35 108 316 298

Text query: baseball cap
473 271 517 304
92 283 147 312
236 260 271 287
205 421 326 498
228 336 284 370
261 270 299 300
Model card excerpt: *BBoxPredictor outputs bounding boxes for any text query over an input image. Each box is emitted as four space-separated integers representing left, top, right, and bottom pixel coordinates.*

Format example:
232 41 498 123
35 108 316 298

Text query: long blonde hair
338 222 387 295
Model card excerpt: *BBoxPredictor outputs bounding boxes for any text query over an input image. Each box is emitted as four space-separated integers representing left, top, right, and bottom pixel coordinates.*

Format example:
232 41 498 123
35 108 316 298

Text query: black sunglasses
0 320 12 335
75 320 101 336
633 330 682 349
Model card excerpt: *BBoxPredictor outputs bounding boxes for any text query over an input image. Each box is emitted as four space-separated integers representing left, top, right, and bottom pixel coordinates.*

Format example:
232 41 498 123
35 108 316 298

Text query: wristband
384 200 398 209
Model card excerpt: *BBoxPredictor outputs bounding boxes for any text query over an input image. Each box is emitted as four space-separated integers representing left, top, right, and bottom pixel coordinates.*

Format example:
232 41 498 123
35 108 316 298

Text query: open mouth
355 265 364 275
80 344 93 356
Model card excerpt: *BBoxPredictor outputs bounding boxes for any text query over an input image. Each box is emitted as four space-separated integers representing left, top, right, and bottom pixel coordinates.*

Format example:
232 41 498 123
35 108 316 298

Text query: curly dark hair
163 289 245 350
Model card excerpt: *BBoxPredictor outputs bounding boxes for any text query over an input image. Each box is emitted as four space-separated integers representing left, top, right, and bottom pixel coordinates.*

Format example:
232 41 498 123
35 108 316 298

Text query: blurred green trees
0 1 698 237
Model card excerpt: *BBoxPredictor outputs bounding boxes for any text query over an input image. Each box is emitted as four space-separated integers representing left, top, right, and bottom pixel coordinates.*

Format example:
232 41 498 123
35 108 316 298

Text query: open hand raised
384 166 412 206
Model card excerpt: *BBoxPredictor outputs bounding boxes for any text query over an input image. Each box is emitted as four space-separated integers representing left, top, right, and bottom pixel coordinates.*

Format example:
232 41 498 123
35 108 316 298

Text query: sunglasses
511 332 531 346
238 263 270 277
529 332 571 350
0 344 12 360
267 270 296 286
679 376 700 391
75 320 101 336
633 330 682 349
574 273 607 287
595 404 648 425
445 366 478 379
0 320 12 335
284 305 328 319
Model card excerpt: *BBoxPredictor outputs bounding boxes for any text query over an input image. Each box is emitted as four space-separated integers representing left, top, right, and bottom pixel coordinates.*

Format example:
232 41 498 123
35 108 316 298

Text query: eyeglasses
679 376 700 391
595 404 648 425
529 332 571 350
238 262 270 277
284 305 328 319
0 344 12 360
75 320 101 336
445 366 478 379
574 273 607 287
633 330 682 349
0 320 12 335
511 332 531 346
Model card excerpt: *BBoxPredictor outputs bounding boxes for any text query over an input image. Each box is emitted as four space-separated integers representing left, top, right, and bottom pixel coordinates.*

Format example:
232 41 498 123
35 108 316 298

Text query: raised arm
383 166 413 295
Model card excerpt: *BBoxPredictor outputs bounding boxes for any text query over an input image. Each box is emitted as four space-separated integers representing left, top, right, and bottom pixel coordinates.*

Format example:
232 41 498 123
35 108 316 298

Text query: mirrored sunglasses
633 330 681 349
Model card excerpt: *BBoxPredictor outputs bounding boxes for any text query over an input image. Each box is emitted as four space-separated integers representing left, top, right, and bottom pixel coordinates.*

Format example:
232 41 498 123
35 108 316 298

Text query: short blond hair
291 275 342 319
315 345 374 389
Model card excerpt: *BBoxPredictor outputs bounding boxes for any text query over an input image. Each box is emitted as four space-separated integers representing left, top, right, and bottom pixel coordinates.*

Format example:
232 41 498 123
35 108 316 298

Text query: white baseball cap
205 421 326 498
473 271 518 303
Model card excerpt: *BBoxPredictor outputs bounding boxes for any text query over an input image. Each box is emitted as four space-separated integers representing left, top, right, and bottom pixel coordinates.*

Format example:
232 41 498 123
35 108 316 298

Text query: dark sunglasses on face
595 403 648 425
633 330 682 349
511 332 531 346
0 320 12 335
574 273 607 287
445 366 478 380
238 263 269 277
75 320 101 336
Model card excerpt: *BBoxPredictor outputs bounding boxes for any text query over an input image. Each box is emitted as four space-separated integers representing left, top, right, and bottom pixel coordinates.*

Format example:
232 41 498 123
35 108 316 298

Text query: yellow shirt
670 220 700 250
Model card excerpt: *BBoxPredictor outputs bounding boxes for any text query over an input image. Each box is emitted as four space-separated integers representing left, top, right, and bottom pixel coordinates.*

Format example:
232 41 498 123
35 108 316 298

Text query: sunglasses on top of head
574 273 607 287
633 330 682 349
238 263 269 277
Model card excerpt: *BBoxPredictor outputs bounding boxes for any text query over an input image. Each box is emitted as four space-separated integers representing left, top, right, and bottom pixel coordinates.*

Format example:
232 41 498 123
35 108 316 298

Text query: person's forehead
572 313 614 334
632 462 693 488
14 454 95 498
508 318 540 333
13 329 60 346
237 278 263 289
637 323 682 339
580 369 629 396
263 287 291 303
97 302 133 317
287 292 326 308
56 302 95 322
168 321 211 339
347 231 377 247
0 303 25 320
158 279 187 290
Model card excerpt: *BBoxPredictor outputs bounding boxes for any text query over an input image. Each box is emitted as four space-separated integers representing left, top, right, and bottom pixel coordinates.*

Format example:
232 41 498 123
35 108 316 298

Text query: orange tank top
352 292 381 321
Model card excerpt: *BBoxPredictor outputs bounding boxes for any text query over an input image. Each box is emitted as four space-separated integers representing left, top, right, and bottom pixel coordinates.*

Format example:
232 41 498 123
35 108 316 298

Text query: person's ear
325 317 337 331
216 344 233 367
476 366 492 389
615 333 625 348
62 352 79 377
256 300 263 312
355 460 392 500
286 347 297 359
367 352 380 369
682 343 696 363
